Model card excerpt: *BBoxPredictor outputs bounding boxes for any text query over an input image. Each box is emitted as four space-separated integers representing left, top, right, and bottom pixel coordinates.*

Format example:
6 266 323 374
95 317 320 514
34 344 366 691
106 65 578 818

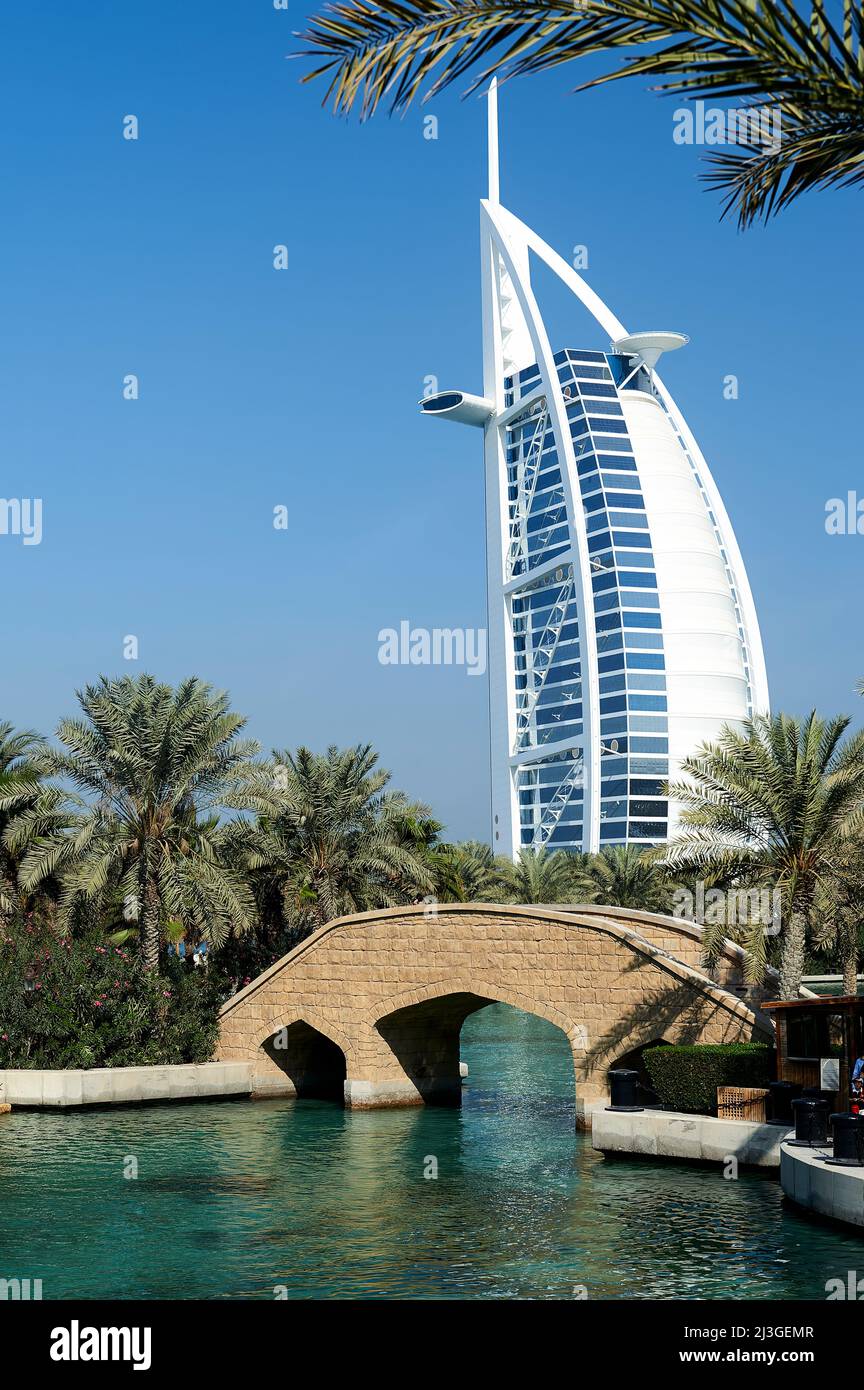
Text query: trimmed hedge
643 1043 773 1116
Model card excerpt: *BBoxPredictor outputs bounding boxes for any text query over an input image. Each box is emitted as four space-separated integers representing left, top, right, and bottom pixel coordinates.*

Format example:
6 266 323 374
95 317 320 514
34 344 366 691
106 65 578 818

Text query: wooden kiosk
763 996 864 1111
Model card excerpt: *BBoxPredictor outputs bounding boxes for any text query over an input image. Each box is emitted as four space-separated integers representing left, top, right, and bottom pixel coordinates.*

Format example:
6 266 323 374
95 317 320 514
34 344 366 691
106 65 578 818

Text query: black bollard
768 1080 801 1125
788 1096 831 1147
606 1068 644 1113
825 1113 864 1168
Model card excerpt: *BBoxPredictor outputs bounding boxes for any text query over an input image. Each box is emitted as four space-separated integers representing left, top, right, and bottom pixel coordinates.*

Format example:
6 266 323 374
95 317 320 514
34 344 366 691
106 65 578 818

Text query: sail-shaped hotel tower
421 84 768 859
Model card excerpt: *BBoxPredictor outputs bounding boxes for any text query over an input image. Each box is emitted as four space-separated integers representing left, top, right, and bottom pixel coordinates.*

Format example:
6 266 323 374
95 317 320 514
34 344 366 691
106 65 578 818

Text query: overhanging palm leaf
295 0 864 223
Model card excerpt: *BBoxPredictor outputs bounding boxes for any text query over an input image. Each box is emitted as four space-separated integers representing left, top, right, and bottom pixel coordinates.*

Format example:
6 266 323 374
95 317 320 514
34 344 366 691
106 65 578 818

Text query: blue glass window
613 531 652 548
594 590 620 613
630 779 666 796
600 820 627 841
592 438 632 452
630 801 669 819
630 736 669 753
592 571 616 592
597 454 636 469
601 473 641 491
601 716 628 735
618 570 657 586
626 652 665 670
629 716 669 734
589 531 612 553
566 349 607 363
598 653 627 673
600 694 627 714
629 694 668 712
600 778 627 797
627 673 666 691
615 553 654 570
579 383 618 398
589 419 627 435
630 756 668 775
605 492 645 509
623 611 662 629
596 612 622 632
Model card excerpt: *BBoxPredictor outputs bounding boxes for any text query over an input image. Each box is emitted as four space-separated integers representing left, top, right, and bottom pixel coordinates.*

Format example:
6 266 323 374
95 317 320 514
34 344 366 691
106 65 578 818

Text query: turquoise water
0 1004 861 1300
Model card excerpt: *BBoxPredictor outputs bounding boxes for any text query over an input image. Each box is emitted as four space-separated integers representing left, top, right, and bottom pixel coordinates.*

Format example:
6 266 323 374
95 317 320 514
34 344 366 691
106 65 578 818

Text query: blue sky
1 0 861 840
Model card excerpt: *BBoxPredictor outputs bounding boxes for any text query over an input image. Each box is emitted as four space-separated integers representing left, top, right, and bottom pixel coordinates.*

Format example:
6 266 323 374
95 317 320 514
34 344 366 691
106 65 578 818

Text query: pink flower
93 1000 103 1007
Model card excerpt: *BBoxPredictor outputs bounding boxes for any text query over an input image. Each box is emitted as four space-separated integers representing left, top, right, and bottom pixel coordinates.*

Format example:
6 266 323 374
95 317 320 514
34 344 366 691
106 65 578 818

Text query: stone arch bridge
216 903 774 1123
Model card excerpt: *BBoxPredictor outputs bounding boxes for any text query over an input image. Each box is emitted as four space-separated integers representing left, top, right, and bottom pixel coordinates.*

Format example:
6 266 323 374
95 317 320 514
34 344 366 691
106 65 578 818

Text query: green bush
643 1043 774 1115
0 915 223 1069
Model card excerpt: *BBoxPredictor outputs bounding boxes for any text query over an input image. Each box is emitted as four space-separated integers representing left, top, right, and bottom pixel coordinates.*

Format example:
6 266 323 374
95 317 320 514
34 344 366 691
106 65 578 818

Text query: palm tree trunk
779 911 806 1000
141 881 161 972
843 951 858 997
842 924 859 997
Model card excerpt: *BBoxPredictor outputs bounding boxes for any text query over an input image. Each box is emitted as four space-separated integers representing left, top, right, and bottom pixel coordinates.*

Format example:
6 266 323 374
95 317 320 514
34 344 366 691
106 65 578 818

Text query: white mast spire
487 77 500 204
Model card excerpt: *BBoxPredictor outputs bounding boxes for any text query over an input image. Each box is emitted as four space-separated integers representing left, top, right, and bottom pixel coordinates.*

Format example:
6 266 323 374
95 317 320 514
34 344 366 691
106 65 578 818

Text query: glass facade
505 348 670 852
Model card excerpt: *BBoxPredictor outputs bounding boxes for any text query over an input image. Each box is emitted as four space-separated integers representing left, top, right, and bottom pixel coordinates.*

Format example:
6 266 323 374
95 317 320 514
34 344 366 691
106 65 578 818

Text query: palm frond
294 0 864 223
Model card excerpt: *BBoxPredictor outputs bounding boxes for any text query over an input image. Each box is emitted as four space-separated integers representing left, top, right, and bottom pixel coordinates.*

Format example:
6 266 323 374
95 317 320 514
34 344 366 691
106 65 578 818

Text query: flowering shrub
0 916 223 1068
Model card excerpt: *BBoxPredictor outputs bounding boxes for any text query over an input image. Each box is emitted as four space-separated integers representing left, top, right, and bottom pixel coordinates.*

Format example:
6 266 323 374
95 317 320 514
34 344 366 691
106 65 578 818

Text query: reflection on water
0 1003 860 1299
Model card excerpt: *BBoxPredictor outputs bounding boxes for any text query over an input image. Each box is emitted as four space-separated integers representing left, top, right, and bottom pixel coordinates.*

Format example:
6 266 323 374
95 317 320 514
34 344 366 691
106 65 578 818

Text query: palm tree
571 844 671 911
811 833 864 994
17 675 271 969
296 0 864 224
661 711 864 994
0 721 45 919
432 839 504 902
498 845 576 904
249 744 436 929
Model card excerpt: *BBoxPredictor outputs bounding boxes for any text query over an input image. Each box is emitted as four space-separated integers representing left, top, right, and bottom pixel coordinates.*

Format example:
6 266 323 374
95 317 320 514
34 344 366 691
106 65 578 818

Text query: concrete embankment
593 1107 788 1169
781 1140 864 1230
0 1062 253 1108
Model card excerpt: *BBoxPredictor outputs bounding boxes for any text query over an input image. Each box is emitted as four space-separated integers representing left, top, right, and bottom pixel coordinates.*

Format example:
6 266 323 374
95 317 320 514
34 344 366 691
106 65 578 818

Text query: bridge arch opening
374 992 577 1109
375 992 493 1105
460 1001 577 1114
261 1020 347 1101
